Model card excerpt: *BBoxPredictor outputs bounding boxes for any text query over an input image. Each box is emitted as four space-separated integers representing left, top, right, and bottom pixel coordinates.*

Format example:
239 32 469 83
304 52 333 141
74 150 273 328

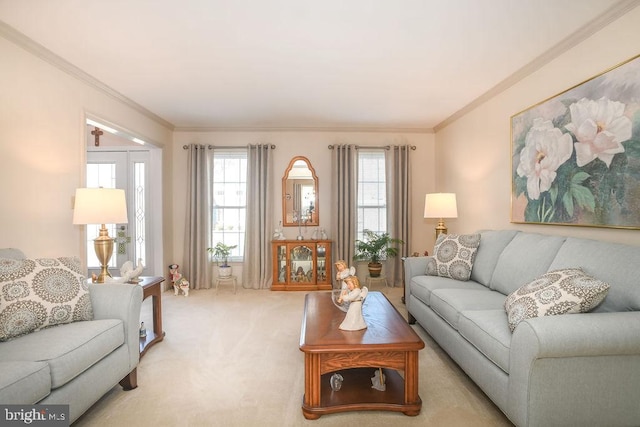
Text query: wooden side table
138 276 166 357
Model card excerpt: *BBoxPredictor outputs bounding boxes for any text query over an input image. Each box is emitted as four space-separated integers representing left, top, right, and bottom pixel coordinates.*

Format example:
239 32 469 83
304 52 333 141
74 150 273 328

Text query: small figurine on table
335 260 355 290
371 368 386 391
337 275 368 331
169 264 190 297
120 258 144 283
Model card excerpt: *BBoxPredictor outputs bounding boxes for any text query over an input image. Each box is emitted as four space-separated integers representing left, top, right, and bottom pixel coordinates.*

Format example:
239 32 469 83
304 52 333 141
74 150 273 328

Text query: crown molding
433 0 640 133
173 125 434 134
0 20 175 131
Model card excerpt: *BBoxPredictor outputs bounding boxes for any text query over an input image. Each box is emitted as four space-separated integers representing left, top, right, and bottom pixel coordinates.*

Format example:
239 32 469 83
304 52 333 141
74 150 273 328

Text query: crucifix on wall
91 127 103 147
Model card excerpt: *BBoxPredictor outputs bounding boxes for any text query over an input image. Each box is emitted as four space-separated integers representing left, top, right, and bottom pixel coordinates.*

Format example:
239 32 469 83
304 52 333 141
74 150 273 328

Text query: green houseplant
207 242 238 278
353 230 404 277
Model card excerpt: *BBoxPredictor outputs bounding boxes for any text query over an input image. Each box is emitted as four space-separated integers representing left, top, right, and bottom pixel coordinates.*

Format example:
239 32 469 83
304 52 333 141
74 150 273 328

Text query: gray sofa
0 248 143 423
404 230 640 427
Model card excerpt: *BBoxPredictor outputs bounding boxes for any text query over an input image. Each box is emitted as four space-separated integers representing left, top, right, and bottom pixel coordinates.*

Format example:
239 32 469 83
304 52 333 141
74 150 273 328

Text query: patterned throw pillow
426 233 481 281
0 257 93 341
504 268 610 332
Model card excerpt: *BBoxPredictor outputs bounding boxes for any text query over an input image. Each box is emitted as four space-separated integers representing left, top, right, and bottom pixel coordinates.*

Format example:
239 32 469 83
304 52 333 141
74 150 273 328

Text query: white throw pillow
426 233 481 281
504 268 610 332
0 256 93 341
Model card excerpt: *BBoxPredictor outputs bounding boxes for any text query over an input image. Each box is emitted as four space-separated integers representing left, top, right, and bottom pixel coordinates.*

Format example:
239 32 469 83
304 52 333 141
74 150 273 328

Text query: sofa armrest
508 312 640 426
403 256 431 308
89 284 143 371
403 256 430 280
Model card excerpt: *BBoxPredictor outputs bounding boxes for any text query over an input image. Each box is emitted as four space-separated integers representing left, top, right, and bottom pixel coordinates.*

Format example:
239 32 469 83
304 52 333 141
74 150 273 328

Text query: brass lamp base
435 219 448 239
94 224 115 283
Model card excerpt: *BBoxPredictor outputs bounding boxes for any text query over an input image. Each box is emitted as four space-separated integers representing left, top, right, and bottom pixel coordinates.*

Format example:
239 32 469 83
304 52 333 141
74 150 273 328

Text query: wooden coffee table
299 291 424 419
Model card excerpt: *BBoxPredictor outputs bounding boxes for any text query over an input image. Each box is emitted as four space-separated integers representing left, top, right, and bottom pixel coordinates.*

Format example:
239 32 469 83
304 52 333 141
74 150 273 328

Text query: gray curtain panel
385 144 412 287
183 144 212 289
331 144 358 287
244 144 275 289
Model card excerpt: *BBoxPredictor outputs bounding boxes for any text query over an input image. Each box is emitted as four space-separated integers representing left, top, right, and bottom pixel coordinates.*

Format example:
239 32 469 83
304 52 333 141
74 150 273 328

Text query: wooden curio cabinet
271 240 332 291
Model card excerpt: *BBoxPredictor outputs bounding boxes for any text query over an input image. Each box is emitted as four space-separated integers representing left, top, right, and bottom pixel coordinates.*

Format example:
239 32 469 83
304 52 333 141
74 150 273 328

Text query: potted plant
207 242 238 278
353 230 404 277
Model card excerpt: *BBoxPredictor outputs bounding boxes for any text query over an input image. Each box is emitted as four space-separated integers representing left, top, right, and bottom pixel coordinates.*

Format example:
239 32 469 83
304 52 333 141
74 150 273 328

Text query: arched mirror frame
282 156 319 227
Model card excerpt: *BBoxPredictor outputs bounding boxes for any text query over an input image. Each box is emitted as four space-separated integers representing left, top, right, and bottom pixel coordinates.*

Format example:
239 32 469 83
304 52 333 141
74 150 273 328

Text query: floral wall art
511 54 640 229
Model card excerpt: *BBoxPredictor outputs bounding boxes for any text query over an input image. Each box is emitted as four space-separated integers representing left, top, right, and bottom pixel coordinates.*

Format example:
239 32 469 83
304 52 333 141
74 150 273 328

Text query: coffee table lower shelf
302 368 421 419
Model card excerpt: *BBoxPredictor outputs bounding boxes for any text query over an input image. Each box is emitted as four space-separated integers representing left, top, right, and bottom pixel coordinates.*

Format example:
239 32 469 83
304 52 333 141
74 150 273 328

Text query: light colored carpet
73 285 513 426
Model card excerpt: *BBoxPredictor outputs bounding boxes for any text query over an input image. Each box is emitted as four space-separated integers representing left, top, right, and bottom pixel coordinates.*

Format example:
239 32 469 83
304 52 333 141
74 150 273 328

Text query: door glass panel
85 163 118 269
134 161 146 266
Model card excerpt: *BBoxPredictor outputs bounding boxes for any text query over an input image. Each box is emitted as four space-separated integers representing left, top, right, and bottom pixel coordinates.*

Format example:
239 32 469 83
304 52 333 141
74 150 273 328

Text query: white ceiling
0 0 633 131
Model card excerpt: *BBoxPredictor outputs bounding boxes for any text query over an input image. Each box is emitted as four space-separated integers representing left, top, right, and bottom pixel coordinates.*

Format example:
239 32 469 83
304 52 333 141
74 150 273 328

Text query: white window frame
211 149 247 261
356 149 387 241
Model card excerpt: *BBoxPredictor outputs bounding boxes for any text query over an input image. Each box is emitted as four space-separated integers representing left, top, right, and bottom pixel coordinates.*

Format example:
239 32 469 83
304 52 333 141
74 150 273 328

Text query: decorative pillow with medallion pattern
426 233 481 281
0 256 93 341
504 268 610 332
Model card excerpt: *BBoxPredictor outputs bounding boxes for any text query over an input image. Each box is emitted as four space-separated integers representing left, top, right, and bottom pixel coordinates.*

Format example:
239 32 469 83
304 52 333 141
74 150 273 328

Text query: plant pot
218 266 232 278
367 262 383 277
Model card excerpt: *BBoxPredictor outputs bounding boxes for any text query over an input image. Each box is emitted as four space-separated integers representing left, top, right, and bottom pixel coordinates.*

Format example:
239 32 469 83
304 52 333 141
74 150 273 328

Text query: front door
86 150 153 277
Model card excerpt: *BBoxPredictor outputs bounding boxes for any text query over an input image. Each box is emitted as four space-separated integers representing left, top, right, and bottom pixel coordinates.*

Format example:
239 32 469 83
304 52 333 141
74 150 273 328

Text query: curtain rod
182 144 276 150
327 144 416 150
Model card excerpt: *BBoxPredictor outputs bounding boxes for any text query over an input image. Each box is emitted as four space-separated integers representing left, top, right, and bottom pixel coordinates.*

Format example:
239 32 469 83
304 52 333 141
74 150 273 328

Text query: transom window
211 150 247 260
357 150 386 240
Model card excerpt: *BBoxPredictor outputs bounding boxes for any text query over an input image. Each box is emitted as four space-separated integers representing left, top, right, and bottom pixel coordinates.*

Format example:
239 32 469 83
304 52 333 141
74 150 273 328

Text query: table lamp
73 188 128 283
424 193 458 238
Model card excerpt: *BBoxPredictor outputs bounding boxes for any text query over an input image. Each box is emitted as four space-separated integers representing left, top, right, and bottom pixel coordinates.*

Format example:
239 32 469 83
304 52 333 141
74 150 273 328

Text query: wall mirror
282 156 319 227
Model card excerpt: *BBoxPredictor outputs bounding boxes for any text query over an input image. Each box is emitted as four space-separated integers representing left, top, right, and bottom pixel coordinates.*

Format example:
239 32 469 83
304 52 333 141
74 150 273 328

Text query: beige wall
5 4 638 277
0 37 173 262
171 131 436 274
435 7 640 246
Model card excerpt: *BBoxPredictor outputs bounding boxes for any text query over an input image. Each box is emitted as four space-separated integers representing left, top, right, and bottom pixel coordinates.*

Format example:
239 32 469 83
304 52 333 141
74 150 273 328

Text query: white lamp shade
73 188 128 225
424 193 458 218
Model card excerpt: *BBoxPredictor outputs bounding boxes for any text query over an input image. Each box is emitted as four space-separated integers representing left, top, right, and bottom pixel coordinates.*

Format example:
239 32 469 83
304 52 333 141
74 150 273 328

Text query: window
357 150 386 240
211 150 247 260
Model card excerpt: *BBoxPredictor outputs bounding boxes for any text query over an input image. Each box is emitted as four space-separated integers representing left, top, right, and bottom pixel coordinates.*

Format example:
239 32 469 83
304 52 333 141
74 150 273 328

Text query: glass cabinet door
316 243 327 283
290 244 314 283
274 244 287 285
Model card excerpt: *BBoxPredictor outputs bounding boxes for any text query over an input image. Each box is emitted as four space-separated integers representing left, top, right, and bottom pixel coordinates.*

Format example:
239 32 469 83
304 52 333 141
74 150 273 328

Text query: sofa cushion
504 268 610 332
548 237 640 313
458 309 512 374
410 276 488 307
0 319 124 388
470 230 519 286
427 233 481 281
430 288 506 330
0 256 93 341
0 361 51 404
490 232 566 295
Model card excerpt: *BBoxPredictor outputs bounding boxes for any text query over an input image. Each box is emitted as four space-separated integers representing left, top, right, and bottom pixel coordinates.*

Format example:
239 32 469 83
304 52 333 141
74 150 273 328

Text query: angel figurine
335 260 356 290
337 275 368 331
